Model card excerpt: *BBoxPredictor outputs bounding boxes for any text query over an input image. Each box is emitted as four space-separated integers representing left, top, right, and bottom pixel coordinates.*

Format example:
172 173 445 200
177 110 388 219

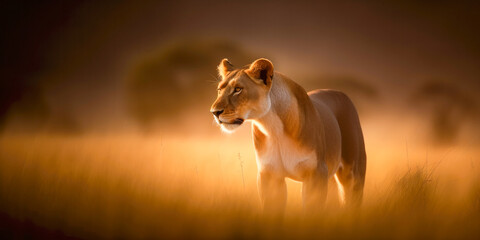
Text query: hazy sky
2 0 479 131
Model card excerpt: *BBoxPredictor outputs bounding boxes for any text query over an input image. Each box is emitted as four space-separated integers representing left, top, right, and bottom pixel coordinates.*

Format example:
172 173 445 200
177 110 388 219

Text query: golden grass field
1 124 479 239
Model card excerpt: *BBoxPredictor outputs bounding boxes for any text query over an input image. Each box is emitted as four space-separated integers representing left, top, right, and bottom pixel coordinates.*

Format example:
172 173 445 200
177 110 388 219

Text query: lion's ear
245 58 274 86
217 58 234 79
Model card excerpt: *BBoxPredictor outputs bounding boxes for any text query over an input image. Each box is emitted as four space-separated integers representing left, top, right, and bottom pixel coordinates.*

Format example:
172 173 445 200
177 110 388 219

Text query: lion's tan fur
211 58 366 212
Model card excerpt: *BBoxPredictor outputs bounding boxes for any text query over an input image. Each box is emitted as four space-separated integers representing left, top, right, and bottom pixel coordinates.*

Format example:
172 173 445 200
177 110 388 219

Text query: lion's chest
254 132 318 181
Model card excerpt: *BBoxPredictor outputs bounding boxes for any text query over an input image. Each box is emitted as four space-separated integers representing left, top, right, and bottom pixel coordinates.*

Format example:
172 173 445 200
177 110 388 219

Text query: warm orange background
1 1 479 239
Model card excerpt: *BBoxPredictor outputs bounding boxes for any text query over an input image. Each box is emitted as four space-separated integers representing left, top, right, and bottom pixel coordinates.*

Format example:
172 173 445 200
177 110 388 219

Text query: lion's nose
211 109 224 118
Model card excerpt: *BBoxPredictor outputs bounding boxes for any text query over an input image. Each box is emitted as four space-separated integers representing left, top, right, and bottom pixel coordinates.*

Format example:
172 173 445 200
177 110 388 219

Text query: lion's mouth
220 118 244 125
232 118 244 124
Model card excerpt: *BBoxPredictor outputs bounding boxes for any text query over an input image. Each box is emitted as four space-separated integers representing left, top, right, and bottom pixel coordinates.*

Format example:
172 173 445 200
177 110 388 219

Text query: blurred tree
126 39 253 130
411 81 477 145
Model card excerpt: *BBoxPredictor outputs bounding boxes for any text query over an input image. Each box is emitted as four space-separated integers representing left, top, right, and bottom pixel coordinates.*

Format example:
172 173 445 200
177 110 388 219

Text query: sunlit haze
1 1 480 239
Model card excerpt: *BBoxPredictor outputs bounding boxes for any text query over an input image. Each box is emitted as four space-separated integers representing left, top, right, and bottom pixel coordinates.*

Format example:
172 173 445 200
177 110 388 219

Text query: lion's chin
219 122 243 133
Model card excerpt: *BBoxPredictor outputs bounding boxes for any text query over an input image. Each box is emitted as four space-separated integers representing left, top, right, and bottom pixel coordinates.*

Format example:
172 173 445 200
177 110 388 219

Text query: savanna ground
1 120 480 239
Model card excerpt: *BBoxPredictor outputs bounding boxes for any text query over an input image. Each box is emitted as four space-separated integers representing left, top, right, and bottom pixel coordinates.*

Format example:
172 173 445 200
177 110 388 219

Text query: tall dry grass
0 134 479 239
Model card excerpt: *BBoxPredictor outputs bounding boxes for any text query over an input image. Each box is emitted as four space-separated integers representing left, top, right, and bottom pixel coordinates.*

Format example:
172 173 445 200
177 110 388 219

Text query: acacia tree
411 81 476 145
126 39 254 130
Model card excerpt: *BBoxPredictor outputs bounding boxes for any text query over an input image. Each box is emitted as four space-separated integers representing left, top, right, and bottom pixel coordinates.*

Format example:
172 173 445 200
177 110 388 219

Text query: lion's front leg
302 164 328 212
257 169 287 215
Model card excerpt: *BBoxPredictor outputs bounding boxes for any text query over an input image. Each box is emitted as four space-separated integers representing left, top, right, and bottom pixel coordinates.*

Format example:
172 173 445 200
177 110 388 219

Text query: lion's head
210 58 274 133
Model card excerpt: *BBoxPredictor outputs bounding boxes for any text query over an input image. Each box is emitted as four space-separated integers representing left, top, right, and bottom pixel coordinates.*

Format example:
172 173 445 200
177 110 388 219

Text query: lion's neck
252 74 318 141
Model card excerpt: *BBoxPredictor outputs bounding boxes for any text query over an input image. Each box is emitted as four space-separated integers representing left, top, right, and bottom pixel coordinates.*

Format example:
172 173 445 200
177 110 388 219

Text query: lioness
210 58 366 212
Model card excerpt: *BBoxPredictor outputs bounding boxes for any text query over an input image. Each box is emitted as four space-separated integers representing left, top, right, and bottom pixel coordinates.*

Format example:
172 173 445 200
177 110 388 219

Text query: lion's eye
234 87 243 93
